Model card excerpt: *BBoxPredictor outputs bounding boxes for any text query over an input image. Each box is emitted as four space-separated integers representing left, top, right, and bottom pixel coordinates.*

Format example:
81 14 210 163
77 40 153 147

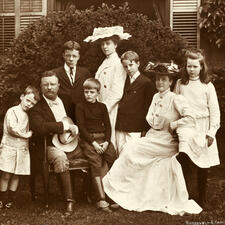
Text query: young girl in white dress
174 49 220 208
0 86 40 209
84 26 131 148
103 62 202 215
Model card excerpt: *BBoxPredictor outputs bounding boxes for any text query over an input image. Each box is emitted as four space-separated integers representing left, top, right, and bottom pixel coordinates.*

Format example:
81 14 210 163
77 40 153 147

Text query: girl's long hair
180 49 209 85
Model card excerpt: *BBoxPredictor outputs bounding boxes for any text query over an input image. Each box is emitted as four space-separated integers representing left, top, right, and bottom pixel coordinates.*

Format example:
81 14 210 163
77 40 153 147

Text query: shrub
212 66 225 129
199 0 225 48
0 3 187 117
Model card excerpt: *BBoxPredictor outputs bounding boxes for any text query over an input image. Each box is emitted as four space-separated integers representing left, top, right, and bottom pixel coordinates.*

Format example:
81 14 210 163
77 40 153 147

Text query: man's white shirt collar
43 95 60 106
129 71 140 83
43 95 67 122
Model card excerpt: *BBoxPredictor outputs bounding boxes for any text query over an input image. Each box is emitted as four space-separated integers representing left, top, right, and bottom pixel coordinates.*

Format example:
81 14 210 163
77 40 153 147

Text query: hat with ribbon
145 61 179 76
52 117 79 152
84 26 131 43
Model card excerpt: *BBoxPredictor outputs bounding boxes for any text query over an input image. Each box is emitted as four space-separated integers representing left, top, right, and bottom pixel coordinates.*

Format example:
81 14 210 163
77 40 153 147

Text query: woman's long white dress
103 90 202 215
95 52 126 147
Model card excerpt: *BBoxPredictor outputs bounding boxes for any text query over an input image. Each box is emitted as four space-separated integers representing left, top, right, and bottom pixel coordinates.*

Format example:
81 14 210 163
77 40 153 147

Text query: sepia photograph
0 0 225 224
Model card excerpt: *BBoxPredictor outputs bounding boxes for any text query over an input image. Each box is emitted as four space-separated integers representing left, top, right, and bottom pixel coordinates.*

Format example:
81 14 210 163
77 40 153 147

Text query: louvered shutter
0 16 15 52
171 0 200 48
19 0 47 35
0 0 47 54
0 0 15 53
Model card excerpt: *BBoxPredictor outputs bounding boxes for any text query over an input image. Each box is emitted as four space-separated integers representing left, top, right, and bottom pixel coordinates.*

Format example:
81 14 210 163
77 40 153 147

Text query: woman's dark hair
100 35 121 45
181 49 209 85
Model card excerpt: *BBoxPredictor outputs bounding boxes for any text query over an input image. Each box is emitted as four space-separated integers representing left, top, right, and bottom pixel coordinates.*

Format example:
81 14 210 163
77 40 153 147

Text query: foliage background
0 2 224 131
0 3 187 118
199 0 225 48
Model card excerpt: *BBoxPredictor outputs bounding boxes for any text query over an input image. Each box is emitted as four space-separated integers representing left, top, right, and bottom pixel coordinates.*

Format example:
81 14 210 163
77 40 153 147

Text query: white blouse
146 89 195 131
174 79 220 137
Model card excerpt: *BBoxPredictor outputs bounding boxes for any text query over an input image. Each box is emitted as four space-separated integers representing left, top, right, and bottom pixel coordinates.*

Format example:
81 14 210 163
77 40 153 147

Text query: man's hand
100 141 109 151
206 135 214 147
92 141 104 154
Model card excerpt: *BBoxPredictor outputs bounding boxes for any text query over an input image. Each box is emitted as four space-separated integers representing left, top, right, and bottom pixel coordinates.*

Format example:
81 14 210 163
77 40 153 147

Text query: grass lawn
0 164 225 225
1 131 225 225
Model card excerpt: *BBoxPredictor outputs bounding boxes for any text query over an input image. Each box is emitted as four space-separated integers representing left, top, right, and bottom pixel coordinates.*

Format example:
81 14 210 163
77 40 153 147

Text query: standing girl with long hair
174 49 220 208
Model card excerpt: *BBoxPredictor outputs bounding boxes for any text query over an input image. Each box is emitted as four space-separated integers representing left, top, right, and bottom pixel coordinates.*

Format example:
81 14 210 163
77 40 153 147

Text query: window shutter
19 0 47 34
0 0 47 54
171 0 200 48
0 16 15 52
0 0 14 12
0 0 15 53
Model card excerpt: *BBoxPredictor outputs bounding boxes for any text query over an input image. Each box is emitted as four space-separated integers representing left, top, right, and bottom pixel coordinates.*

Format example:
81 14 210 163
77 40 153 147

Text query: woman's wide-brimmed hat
52 117 79 153
84 26 131 43
145 61 179 76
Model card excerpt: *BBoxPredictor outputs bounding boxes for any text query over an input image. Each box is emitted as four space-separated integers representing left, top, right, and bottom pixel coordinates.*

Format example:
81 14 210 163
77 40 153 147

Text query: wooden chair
30 137 90 208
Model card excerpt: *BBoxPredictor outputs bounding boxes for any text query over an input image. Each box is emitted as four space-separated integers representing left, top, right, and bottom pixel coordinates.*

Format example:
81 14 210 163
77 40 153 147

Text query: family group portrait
0 0 225 224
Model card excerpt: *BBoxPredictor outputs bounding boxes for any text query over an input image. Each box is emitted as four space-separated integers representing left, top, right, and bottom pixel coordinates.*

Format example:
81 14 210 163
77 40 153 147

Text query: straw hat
52 117 79 152
145 61 179 76
84 26 131 43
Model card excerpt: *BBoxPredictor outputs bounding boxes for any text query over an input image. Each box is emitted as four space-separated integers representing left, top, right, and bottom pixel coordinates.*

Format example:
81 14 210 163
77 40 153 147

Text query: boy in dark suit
76 78 117 212
115 51 155 155
53 41 91 122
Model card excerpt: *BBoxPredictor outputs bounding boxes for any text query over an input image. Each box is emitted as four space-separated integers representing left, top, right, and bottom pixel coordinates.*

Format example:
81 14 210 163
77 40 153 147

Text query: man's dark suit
53 66 91 122
29 96 82 211
29 97 64 145
29 96 82 162
28 97 65 169
116 74 155 132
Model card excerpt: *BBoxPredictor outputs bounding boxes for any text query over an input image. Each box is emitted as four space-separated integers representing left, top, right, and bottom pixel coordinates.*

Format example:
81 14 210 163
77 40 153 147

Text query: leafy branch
199 0 225 48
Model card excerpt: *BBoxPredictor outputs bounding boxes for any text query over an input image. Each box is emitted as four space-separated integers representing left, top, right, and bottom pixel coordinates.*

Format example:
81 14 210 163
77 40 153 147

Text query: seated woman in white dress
103 62 202 215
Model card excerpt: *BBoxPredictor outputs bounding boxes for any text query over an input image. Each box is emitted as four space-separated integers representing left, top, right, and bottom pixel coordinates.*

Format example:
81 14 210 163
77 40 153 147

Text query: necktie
70 67 74 85
128 75 132 85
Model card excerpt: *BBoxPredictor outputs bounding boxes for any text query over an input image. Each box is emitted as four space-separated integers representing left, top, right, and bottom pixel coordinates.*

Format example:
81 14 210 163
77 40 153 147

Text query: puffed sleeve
170 95 196 130
104 62 126 113
206 82 220 137
173 79 182 94
6 108 30 139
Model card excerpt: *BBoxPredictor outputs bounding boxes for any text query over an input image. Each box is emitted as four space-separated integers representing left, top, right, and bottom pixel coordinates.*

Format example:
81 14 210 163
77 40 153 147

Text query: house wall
47 0 170 26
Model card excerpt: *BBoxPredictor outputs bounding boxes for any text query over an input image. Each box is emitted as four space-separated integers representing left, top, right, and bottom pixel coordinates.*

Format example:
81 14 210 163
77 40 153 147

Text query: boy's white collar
64 63 76 71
